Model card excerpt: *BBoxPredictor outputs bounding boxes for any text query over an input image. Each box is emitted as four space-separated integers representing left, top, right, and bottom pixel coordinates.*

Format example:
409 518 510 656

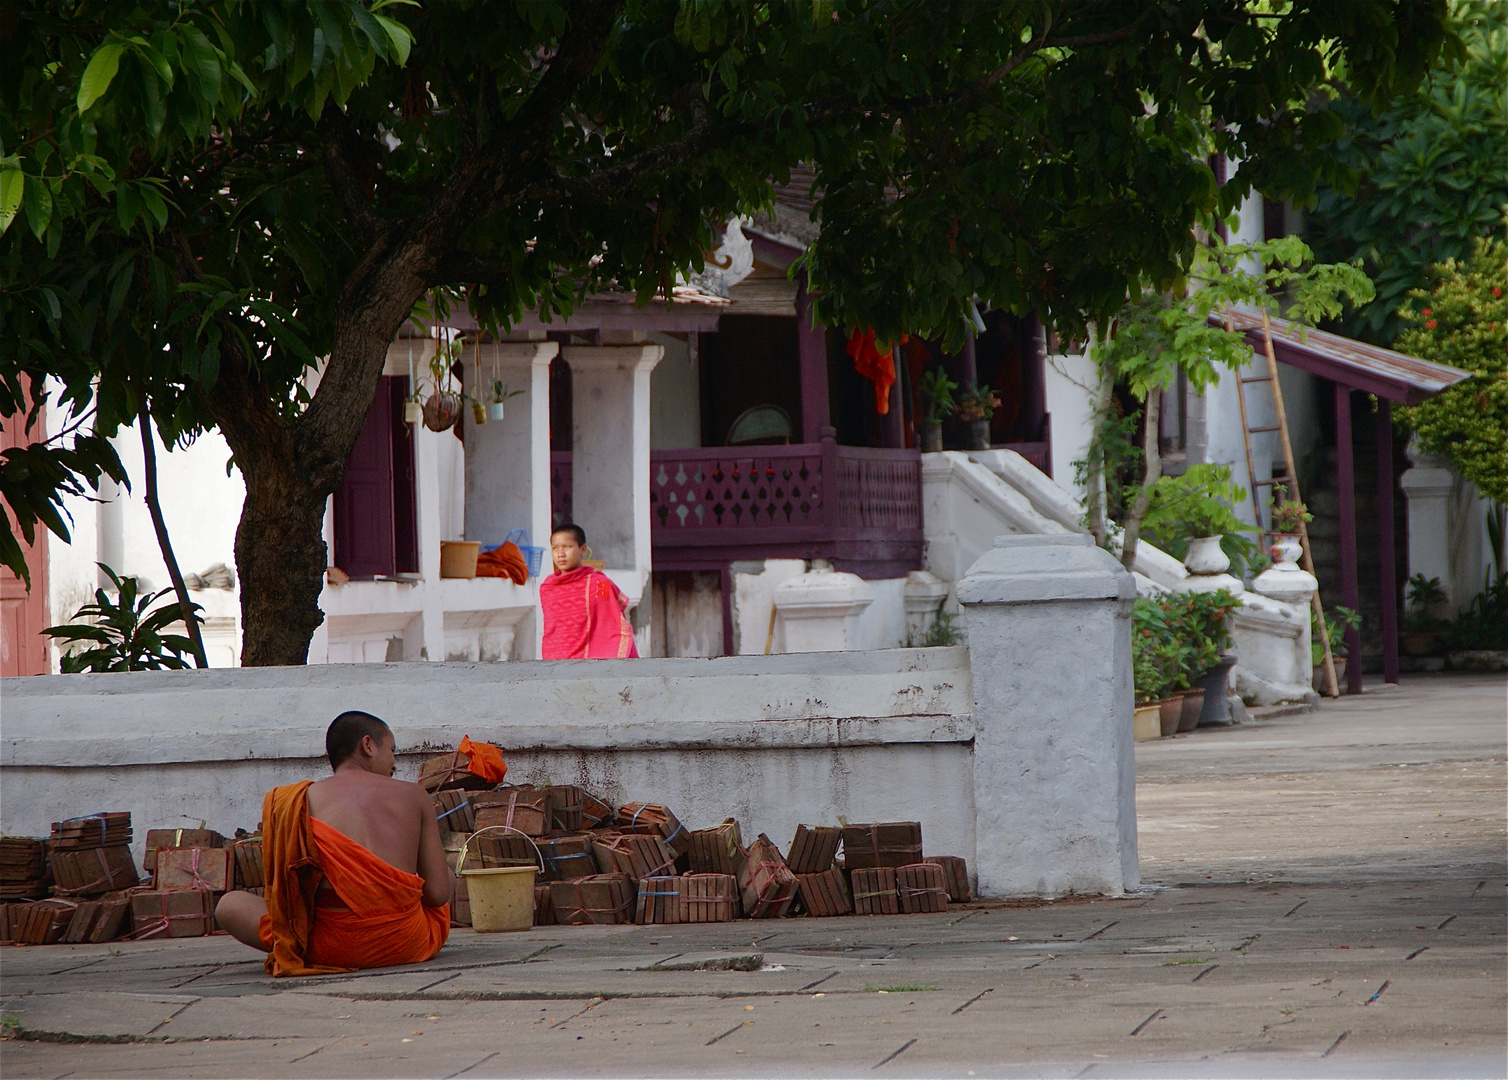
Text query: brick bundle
234 837 265 890
796 868 853 917
538 835 596 882
738 834 797 919
635 876 682 924
51 845 140 896
851 867 900 915
62 895 132 943
8 899 78 944
431 790 477 833
551 874 636 925
617 803 690 857
896 862 948 914
129 888 216 939
786 825 841 875
688 819 743 875
681 873 739 923
840 822 922 869
418 749 497 793
143 828 226 873
931 855 971 903
473 788 551 836
154 847 233 893
592 833 677 880
50 813 132 850
1 837 48 900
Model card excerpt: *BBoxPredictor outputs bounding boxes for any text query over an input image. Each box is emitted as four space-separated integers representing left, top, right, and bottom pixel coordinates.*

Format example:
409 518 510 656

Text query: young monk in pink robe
540 523 639 660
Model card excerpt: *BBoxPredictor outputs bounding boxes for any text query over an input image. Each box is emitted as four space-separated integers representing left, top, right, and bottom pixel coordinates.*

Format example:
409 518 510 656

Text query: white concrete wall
1042 348 1100 503
2 649 977 880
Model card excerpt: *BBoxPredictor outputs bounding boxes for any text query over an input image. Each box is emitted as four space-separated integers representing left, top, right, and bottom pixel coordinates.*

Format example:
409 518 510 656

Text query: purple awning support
1377 399 1399 685
1335 387 1363 693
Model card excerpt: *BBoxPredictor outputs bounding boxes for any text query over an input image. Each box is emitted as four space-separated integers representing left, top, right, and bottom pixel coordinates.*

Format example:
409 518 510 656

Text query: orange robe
540 566 639 660
258 781 449 976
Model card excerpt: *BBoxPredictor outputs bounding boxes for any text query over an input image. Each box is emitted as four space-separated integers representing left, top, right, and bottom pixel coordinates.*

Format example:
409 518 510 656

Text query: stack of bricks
737 834 797 919
48 814 139 899
1 837 48 901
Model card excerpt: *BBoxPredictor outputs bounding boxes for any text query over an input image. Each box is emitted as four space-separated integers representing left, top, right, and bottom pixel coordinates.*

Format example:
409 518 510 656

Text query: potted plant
918 370 957 453
1132 595 1192 736
487 380 525 421
955 381 1001 451
1401 574 1449 657
1180 588 1242 729
1141 464 1257 577
1268 484 1313 568
1312 604 1361 691
422 340 465 432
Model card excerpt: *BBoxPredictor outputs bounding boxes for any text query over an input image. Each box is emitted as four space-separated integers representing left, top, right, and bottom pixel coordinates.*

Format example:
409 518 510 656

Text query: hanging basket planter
422 391 462 432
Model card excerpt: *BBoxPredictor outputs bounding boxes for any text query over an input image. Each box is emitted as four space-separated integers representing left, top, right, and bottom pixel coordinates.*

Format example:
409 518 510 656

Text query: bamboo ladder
1227 308 1341 699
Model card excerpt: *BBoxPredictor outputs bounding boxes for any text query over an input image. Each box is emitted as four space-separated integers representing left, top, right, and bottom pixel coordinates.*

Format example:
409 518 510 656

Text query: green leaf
22 178 51 241
371 13 413 65
77 43 126 113
0 168 23 235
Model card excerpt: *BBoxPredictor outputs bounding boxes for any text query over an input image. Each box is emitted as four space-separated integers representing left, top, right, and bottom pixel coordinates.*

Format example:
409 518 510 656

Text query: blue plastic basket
503 529 545 578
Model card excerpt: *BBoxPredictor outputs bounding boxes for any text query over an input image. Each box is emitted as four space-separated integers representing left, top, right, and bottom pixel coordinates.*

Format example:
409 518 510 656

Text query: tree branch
319 111 387 244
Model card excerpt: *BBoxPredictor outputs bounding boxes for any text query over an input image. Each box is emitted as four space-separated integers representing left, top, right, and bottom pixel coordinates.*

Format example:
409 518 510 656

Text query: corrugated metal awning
1215 309 1471 404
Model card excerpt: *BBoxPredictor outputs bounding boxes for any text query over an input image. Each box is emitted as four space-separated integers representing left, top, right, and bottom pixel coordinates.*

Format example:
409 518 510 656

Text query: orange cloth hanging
847 328 900 414
474 542 528 585
258 783 449 976
457 736 508 784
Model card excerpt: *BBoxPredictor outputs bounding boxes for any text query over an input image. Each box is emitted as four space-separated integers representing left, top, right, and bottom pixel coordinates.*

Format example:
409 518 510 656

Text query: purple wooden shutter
333 379 398 577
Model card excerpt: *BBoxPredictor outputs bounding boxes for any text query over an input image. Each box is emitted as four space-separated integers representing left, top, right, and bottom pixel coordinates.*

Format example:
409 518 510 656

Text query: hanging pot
404 401 424 425
921 424 943 453
422 391 461 432
470 399 487 425
488 401 507 421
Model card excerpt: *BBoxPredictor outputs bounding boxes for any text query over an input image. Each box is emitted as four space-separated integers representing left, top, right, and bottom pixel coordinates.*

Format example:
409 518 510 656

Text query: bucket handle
457 825 545 876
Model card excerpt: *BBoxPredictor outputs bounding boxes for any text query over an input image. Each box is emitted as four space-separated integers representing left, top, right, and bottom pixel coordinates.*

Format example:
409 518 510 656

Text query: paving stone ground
2 672 1504 1078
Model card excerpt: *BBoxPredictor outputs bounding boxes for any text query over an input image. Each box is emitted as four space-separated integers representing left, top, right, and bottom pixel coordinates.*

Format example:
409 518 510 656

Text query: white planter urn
1183 535 1230 575
488 401 507 421
1269 534 1303 569
1181 535 1244 595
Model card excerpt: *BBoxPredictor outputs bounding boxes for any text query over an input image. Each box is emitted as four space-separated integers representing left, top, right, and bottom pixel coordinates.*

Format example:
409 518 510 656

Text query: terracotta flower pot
1159 695 1184 737
1313 657 1348 693
1177 687 1206 732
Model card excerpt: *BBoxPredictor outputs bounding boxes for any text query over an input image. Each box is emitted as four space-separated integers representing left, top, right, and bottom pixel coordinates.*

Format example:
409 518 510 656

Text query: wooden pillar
1021 312 1047 442
1335 385 1363 693
796 276 830 445
1377 399 1399 684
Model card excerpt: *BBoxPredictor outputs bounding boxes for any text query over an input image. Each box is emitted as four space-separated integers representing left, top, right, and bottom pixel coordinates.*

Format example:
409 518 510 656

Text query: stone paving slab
2 673 1503 1077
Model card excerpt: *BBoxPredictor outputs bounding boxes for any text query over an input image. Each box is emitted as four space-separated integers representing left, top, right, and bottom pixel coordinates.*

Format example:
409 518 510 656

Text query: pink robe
540 566 639 660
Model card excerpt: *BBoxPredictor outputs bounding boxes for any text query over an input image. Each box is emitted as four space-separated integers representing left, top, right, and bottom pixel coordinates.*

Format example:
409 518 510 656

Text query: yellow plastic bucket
457 826 542 933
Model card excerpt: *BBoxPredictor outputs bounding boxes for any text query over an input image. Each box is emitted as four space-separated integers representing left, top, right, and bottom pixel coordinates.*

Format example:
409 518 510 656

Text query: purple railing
550 439 923 577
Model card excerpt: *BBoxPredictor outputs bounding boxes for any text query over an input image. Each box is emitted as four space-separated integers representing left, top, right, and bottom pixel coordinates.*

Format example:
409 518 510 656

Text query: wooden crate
616 803 690 857
634 876 683 924
896 862 948 914
472 788 550 837
840 822 922 870
51 845 139 896
130 889 216 939
234 837 265 889
929 855 971 903
418 750 496 793
154 848 233 893
796 868 853 917
550 874 636 925
738 834 797 919
681 873 739 923
143 829 226 873
50 813 132 850
687 819 743 875
851 867 900 915
538 835 597 882
786 825 841 875
431 790 476 833
591 833 677 880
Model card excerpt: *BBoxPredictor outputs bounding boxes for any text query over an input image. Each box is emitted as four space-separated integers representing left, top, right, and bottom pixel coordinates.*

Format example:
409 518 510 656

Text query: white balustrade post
956 534 1139 897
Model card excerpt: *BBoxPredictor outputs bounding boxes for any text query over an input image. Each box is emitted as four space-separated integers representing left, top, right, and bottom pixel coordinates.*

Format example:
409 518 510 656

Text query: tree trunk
1119 390 1162 571
234 473 331 666
1084 328 1116 549
138 408 209 668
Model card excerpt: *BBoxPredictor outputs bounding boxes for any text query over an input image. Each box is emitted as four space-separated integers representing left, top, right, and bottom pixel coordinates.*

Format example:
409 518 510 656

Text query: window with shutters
333 376 418 578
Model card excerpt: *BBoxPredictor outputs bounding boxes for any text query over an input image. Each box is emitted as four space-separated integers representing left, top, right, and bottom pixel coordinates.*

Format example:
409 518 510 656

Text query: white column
956 533 1139 897
1399 437 1459 610
561 343 663 603
412 422 445 661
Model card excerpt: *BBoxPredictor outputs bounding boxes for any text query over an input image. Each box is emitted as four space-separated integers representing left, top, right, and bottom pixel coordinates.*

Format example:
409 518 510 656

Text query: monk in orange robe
540 522 639 660
216 712 451 975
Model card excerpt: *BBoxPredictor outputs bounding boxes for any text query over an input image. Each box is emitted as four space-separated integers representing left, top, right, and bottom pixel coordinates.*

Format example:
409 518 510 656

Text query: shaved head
326 711 393 770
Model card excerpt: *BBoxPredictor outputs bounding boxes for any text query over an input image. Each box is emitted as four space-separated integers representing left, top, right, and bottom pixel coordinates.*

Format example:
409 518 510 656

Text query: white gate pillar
957 533 1139 897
